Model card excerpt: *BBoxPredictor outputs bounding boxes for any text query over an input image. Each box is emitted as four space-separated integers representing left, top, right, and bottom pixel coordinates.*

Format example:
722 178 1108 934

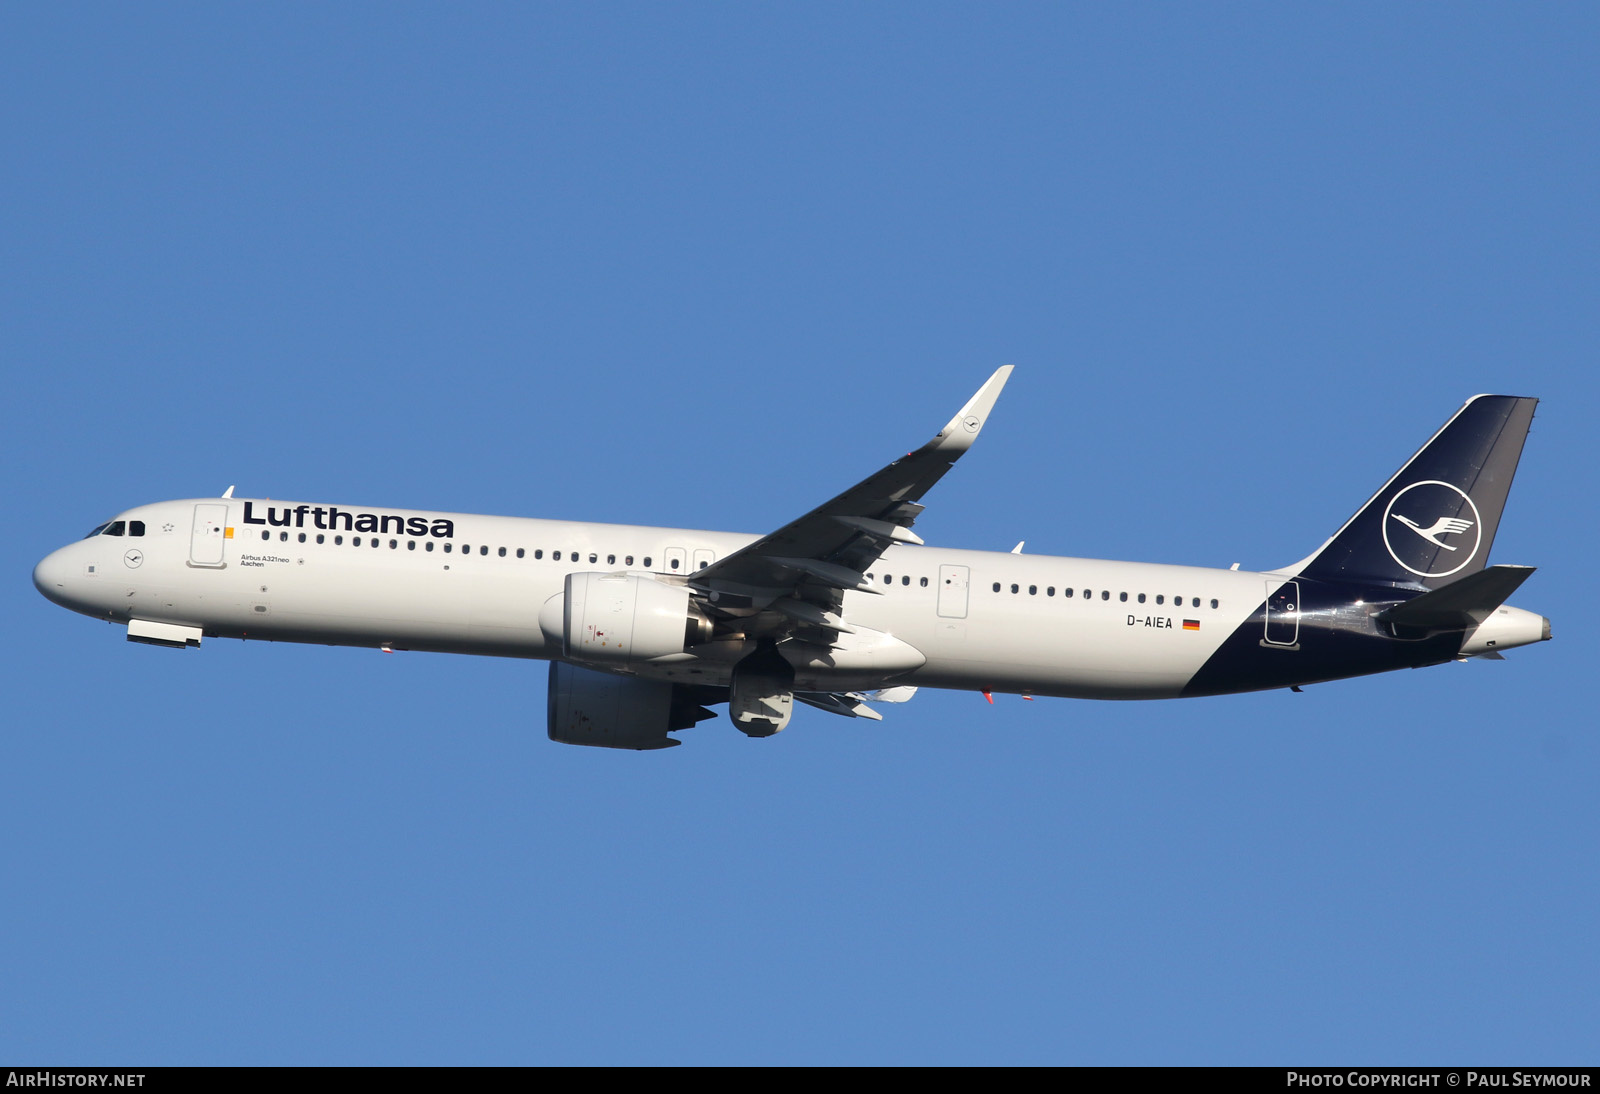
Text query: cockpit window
84 522 111 539
129 521 145 537
102 521 126 536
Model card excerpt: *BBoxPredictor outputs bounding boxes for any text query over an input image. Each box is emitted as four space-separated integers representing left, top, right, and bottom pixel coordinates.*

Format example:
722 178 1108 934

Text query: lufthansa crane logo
1381 480 1482 578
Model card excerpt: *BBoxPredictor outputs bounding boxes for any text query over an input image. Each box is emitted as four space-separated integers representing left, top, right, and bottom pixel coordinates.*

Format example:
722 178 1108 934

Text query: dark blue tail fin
1296 395 1538 590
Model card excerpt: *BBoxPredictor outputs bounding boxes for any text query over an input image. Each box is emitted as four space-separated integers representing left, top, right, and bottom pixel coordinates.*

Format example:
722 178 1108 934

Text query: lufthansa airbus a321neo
34 369 1549 749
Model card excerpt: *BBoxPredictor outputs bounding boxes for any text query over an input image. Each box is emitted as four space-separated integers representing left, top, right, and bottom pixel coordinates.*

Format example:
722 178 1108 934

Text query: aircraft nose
33 546 76 609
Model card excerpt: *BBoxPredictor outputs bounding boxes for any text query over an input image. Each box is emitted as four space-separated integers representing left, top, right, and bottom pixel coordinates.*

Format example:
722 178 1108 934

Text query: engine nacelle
538 572 713 664
547 661 716 750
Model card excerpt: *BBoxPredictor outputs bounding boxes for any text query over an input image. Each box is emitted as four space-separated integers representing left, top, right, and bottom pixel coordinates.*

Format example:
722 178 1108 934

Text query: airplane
33 368 1549 750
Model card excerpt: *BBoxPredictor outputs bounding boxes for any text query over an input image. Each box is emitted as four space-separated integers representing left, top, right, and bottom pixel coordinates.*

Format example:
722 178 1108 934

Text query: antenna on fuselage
221 485 235 498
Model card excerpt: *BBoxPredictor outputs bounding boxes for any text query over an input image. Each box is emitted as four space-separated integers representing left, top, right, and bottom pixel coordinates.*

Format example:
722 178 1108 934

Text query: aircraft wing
691 366 1012 627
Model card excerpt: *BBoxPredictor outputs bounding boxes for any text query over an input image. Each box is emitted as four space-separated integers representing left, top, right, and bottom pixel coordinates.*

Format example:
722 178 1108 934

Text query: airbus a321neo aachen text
35 369 1548 749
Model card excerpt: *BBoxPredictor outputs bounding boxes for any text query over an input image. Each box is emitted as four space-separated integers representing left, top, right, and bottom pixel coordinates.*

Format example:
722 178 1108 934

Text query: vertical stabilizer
1294 395 1537 589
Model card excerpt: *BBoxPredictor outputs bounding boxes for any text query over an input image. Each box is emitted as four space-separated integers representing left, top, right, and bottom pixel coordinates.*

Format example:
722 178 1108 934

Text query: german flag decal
1182 619 1200 631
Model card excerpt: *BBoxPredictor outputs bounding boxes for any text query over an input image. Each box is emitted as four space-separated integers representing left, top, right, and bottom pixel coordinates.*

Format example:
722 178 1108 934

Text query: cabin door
937 565 970 619
1264 580 1300 647
190 504 228 568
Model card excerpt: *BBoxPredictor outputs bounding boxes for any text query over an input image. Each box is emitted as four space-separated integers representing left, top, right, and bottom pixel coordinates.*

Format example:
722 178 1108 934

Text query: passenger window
607 554 616 565
626 556 634 566
335 535 344 545
1082 589 1091 599
1210 599 1218 609
993 583 1002 593
297 532 306 543
1137 593 1145 603
1029 585 1037 595
408 541 416 551
920 577 928 587
261 531 270 541
389 539 397 549
1119 592 1127 602
281 532 289 542
1010 584 1019 594
317 534 325 544
588 553 597 563
884 574 893 585
1063 587 1073 598
481 545 488 556
1192 598 1200 608
671 558 680 570
534 549 542 559
516 548 524 559
129 521 145 537
498 547 506 557
1156 595 1164 605
902 575 910 585
371 538 379 548
1101 590 1109 601
425 541 434 552
643 557 652 568
444 543 453 553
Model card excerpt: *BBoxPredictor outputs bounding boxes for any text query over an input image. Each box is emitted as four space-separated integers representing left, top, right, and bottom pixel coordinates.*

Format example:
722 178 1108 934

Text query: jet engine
547 661 719 750
538 572 714 664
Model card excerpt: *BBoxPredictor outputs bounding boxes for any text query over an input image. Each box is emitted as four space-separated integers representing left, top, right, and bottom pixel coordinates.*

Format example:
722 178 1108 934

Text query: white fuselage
35 496 1274 701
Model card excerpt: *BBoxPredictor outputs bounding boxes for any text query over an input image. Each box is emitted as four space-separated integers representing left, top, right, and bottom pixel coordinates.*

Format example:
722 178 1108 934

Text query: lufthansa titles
243 501 454 538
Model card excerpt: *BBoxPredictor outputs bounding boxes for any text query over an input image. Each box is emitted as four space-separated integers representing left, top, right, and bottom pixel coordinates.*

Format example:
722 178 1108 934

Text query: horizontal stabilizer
1376 564 1536 629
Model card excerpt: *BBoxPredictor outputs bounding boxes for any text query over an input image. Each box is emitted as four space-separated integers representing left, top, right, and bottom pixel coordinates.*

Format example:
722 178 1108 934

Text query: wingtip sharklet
932 365 1013 453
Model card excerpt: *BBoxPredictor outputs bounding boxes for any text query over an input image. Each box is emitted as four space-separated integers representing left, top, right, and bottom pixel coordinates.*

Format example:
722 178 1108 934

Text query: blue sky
3 5 1596 1064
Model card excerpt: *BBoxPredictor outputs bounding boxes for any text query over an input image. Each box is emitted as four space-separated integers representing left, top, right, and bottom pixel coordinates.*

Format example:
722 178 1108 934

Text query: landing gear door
937 564 970 619
190 503 229 568
1264 580 1299 647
